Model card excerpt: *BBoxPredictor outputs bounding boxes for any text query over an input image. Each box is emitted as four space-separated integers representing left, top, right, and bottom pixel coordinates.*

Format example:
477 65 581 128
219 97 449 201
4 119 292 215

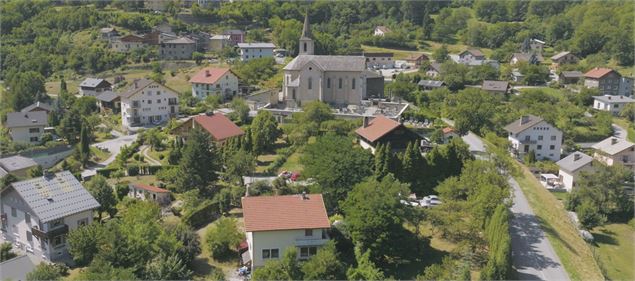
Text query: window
524 136 530 141
77 218 89 227
263 249 279 259
537 145 542 150
262 249 270 259
551 136 557 141
622 155 629 163
352 78 356 89
292 89 296 100
50 218 63 228
11 208 16 217
30 137 38 142
157 99 161 103
271 249 279 258
148 100 152 104
25 213 30 224
27 231 32 242
538 135 543 140
549 145 555 150
303 42 307 52
299 247 318 258
327 78 331 88
52 235 65 248
338 78 342 89
29 128 40 133
305 229 313 236
308 77 312 90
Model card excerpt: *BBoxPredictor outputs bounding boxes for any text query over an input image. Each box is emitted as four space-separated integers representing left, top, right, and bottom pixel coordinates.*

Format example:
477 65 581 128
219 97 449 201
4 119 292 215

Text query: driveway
81 132 138 178
612 123 627 139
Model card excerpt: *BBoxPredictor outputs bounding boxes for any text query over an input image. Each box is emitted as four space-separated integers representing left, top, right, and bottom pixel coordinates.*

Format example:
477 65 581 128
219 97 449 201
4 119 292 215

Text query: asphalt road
612 123 627 140
445 120 570 281
81 132 137 178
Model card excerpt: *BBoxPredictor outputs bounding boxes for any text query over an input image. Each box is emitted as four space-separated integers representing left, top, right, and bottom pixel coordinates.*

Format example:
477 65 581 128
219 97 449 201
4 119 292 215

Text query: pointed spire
301 8 312 39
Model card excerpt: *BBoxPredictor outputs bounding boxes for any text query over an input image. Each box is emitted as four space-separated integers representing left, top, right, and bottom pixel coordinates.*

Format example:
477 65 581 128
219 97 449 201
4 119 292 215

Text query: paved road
612 123 627 140
441 118 570 280
81 132 137 178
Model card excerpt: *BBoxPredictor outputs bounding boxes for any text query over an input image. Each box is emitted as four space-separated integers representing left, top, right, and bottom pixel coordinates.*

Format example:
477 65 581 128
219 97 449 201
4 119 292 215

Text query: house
374 26 391 36
78 78 112 97
511 69 524 83
559 71 583 84
128 183 170 205
361 52 394 69
237 43 276 62
584 67 628 96
556 152 594 192
186 31 211 51
404 53 429 67
160 37 196 60
241 194 330 269
99 27 118 40
426 62 442 78
95 91 121 113
458 49 485 65
173 112 244 144
119 79 179 130
111 34 146 52
418 80 445 91
355 115 420 154
0 156 38 178
529 38 545 53
364 70 386 98
281 13 383 107
592 137 635 172
550 51 578 69
618 77 634 96
481 80 510 95
0 171 100 261
209 34 231 51
592 95 635 115
145 0 167 11
510 52 543 65
6 112 48 144
21 102 52 114
190 67 239 100
223 30 245 45
504 115 563 161
441 127 460 144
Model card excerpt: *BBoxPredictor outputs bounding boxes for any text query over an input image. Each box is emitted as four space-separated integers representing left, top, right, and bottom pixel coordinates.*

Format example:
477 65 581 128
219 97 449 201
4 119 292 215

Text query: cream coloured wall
247 228 329 268
121 83 179 129
192 72 239 100
9 125 45 144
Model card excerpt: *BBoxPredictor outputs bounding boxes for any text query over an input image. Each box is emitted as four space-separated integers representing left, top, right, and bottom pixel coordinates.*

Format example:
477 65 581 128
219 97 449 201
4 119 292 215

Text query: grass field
107 175 158 186
514 165 604 281
591 222 634 281
278 149 304 174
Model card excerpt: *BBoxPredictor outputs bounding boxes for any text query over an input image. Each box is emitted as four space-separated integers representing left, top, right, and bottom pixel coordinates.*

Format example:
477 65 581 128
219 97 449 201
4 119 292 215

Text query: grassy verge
590 222 634 281
106 175 158 186
514 165 604 281
90 146 112 163
146 148 169 165
613 118 635 142
361 45 426 60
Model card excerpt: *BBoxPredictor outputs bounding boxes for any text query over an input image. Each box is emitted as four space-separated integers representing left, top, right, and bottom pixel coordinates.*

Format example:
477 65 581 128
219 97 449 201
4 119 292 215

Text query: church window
303 42 307 52
327 78 331 88
352 78 356 89
308 78 312 90
338 78 342 89
292 89 296 100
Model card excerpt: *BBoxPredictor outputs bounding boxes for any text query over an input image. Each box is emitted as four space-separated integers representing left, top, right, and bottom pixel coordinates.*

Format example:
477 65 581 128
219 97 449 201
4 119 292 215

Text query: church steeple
299 9 314 56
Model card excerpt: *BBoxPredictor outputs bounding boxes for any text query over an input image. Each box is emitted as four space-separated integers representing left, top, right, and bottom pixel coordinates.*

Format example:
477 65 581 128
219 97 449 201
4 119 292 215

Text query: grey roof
96 90 120 102
512 52 544 63
79 78 111 88
224 29 244 35
237 42 276 49
428 62 442 72
418 80 445 87
0 254 40 281
211 34 230 40
593 95 635 104
551 51 573 61
482 80 509 92
363 70 383 78
21 101 52 112
120 78 155 99
0 167 8 178
461 49 484 57
284 55 366 72
5 111 48 128
164 37 196 44
301 11 312 39
592 137 635 155
100 27 116 33
557 151 593 173
0 155 38 172
8 171 100 222
504 115 545 134
561 71 583 78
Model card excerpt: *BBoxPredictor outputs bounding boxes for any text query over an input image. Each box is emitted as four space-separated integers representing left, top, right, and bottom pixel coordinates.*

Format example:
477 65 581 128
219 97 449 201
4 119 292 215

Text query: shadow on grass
384 235 449 280
591 232 618 246
536 215 578 255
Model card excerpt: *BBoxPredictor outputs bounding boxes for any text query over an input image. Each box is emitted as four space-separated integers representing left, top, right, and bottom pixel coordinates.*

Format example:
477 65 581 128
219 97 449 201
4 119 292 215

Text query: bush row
264 146 297 174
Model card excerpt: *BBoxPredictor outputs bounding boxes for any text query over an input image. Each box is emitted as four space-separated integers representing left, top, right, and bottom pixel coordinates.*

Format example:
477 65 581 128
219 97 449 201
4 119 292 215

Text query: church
281 13 384 107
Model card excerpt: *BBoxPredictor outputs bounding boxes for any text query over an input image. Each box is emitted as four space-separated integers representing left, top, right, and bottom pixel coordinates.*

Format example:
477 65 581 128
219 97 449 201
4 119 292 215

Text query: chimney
520 115 530 125
301 191 308 200
43 170 54 179
362 116 370 128
134 80 138 89
205 70 210 77
611 138 618 145
205 111 214 116
573 153 581 161
608 96 612 100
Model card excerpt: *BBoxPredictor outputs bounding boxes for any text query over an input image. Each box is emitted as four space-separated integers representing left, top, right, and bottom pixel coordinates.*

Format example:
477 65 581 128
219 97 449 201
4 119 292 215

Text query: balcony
168 99 178 105
519 139 537 144
32 224 68 239
295 237 329 247
131 102 141 108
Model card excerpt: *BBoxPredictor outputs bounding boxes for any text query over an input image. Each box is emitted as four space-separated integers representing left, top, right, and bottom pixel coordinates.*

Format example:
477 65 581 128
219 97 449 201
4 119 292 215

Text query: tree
300 101 334 124
85 175 116 221
346 247 385 280
27 263 66 281
432 45 449 62
57 108 83 144
205 217 244 259
399 142 428 195
225 149 255 186
524 149 536 164
520 63 549 85
251 110 280 155
76 257 138 280
144 254 193 280
252 248 302 281
450 88 499 134
192 51 204 65
342 175 410 264
440 61 469 91
67 223 105 266
301 241 346 280
6 71 46 111
176 128 220 195
576 199 607 230
79 121 91 168
229 97 250 125
60 77 67 93
1 242 17 262
28 165 43 177
164 223 201 266
480 204 512 280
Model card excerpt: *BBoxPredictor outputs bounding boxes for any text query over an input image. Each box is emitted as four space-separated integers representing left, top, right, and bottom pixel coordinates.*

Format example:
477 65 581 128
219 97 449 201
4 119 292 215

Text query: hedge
182 199 221 228
97 165 178 178
264 146 297 174
96 168 119 177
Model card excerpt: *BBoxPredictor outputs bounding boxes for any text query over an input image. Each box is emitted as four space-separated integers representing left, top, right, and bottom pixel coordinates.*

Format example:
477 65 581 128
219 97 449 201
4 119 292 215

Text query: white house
111 34 147 53
120 79 179 130
5 111 48 144
78 78 113 97
189 67 239 100
530 38 545 53
556 151 594 192
0 156 38 178
592 137 635 172
457 49 485 65
374 26 391 36
237 43 276 62
128 183 171 205
209 35 231 51
504 115 563 161
0 171 100 261
592 95 635 115
241 194 330 269
362 52 394 69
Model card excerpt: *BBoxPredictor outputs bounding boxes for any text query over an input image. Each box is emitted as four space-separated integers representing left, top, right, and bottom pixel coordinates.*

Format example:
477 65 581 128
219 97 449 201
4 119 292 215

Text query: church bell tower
299 10 314 56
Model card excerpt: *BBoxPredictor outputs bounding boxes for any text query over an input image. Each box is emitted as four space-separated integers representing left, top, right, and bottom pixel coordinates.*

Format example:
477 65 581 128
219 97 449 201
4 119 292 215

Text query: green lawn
146 148 170 165
591 222 634 281
278 149 304 174
361 45 427 60
90 146 112 163
514 165 604 281
106 175 158 186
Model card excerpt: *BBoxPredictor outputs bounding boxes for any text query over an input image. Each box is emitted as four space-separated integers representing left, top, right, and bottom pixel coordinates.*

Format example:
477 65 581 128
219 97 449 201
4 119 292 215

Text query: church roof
284 55 366 72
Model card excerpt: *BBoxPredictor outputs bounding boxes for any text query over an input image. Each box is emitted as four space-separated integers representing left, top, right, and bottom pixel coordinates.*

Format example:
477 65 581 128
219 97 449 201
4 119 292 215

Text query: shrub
127 165 139 176
158 154 165 160
182 200 220 228
205 217 244 260
133 153 140 161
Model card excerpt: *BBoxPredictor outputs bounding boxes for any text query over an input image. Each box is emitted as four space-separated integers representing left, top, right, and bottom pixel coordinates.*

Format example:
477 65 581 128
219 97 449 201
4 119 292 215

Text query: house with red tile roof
190 67 240 100
441 127 460 144
241 193 330 268
128 183 171 205
355 115 420 154
173 112 244 145
583 67 628 96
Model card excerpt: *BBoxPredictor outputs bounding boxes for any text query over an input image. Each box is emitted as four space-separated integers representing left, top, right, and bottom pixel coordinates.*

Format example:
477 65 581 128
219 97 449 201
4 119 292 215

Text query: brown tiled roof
193 114 244 142
405 53 428 61
119 78 155 99
189 67 234 84
482 80 509 92
584 67 617 79
442 127 455 134
120 34 145 43
462 49 484 57
242 194 330 232
132 183 170 193
355 115 401 142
